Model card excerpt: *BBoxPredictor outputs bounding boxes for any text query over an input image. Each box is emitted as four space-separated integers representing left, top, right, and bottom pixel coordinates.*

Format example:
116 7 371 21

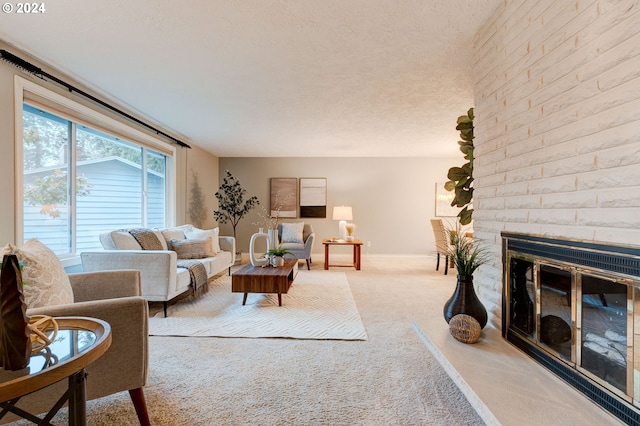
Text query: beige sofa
81 225 235 316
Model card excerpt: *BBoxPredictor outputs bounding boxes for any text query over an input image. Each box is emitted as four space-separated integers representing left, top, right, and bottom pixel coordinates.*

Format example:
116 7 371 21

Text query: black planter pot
443 275 488 329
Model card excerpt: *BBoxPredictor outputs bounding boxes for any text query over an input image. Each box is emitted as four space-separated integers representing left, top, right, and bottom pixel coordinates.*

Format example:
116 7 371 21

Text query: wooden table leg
355 245 361 270
278 293 282 306
324 244 329 270
242 293 248 305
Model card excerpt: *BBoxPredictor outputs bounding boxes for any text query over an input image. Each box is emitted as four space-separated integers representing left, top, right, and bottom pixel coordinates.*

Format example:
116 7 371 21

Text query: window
17 77 175 260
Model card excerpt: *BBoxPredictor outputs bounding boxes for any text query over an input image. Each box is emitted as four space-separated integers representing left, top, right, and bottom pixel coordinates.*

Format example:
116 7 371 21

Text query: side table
0 316 111 426
322 239 363 270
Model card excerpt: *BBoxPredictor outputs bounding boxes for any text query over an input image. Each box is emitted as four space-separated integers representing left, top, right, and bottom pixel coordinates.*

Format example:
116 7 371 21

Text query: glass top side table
0 316 111 426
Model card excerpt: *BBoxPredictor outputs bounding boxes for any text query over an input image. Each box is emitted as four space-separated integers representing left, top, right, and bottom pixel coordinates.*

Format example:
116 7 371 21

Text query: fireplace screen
507 256 633 396
503 233 640 423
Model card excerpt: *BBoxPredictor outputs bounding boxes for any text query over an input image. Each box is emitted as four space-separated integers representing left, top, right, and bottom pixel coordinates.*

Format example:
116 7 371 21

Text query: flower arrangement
345 223 356 236
252 191 292 230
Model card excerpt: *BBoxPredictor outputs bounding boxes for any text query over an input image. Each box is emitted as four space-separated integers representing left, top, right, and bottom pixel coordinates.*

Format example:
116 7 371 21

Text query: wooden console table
0 316 111 426
322 239 363 270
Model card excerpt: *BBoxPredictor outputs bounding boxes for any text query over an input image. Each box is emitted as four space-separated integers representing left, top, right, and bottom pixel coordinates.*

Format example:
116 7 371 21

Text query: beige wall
0 40 218 249
472 0 640 319
219 157 457 256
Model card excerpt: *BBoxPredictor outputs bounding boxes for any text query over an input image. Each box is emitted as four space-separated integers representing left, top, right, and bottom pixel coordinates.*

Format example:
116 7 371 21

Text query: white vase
271 256 285 267
267 228 279 248
249 232 270 267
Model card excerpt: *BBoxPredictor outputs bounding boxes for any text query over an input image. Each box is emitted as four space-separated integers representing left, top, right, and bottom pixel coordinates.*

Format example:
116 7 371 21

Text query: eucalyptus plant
213 170 259 239
445 108 475 225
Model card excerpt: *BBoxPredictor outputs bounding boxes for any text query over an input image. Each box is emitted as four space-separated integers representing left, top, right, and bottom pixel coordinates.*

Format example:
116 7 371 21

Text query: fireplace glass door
539 264 573 362
579 273 631 395
507 256 635 398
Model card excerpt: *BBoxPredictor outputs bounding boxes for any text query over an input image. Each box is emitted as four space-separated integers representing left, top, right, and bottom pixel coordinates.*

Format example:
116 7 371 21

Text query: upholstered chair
1 270 150 426
277 223 315 270
430 219 453 275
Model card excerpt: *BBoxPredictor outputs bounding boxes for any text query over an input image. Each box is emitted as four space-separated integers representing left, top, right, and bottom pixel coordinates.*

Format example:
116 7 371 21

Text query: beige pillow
0 239 74 309
161 224 193 244
110 231 142 250
186 227 219 255
281 222 304 244
170 238 211 259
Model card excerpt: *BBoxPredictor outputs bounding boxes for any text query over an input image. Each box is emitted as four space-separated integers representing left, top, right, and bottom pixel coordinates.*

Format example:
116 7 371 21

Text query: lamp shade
332 206 353 221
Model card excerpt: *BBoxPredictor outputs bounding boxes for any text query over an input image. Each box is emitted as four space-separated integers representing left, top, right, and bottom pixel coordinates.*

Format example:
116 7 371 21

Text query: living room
1 0 639 425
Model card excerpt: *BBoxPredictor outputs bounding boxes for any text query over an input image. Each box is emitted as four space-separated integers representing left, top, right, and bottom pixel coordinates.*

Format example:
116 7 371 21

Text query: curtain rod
0 49 191 149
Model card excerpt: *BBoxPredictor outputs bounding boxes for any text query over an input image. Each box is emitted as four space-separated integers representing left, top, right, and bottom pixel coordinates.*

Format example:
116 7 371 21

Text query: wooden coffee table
231 259 298 306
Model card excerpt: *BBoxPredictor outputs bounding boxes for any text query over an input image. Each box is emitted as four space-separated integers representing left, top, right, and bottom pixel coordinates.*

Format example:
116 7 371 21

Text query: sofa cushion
281 222 305 244
169 238 211 259
1 239 74 309
185 227 219 255
110 231 142 250
161 225 193 244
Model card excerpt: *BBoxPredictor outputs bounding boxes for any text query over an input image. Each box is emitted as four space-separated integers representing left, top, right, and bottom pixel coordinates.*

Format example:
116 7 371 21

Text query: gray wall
219 157 458 256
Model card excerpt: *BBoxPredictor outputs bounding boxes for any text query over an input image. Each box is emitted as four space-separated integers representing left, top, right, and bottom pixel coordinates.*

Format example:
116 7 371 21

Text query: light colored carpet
149 270 367 340
11 256 485 426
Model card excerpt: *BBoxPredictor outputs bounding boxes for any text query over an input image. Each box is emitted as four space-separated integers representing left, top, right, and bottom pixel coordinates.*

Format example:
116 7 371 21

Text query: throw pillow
170 238 211 259
185 227 219 256
281 222 304 244
0 239 74 309
161 224 194 245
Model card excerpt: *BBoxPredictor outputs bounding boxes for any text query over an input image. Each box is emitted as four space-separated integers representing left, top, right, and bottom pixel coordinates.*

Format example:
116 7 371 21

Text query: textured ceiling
0 0 501 157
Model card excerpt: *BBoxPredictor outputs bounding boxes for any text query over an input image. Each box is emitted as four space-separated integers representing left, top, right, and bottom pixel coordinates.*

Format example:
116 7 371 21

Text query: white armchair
277 223 315 270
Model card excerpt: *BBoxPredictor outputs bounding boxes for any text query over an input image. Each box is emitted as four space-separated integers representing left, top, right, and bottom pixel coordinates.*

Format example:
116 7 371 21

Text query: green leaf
444 181 456 191
447 167 467 181
458 207 473 225
456 188 473 205
467 108 474 120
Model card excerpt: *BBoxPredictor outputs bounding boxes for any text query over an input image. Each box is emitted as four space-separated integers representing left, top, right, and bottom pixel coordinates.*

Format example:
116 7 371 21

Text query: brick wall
472 0 640 321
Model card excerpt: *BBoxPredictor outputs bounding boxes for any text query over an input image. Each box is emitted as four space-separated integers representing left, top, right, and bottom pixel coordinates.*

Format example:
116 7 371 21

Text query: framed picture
299 178 327 218
435 182 460 217
270 178 298 218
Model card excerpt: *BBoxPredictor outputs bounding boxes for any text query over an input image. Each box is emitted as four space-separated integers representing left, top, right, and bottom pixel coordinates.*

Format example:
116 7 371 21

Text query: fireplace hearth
502 232 640 424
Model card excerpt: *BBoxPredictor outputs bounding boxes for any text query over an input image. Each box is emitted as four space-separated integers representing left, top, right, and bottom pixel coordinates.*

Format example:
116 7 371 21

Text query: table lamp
332 206 353 240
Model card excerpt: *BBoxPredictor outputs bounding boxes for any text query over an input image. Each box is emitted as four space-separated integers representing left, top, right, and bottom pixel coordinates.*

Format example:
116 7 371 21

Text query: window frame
14 76 177 266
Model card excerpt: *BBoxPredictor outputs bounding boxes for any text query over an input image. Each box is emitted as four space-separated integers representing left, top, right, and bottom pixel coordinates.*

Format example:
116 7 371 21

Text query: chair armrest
304 233 316 251
27 296 149 399
219 236 236 255
81 250 177 300
68 270 141 302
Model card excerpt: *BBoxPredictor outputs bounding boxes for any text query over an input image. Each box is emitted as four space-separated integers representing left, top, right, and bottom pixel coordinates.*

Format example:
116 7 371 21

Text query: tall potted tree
445 108 475 225
213 170 259 264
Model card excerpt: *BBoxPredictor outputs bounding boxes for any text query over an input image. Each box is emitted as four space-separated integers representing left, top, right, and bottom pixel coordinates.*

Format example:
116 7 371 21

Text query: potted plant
442 224 491 329
445 108 475 225
265 246 293 267
213 170 259 264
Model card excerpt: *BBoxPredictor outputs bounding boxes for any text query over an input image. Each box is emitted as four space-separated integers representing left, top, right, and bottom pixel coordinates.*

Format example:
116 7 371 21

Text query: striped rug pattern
149 270 368 340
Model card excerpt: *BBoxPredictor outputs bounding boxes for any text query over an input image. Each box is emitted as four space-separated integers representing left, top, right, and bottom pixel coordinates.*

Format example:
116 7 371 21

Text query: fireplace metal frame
502 232 640 424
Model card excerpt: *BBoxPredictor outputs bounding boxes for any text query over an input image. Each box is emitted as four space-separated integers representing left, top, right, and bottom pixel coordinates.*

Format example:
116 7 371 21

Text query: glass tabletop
0 329 96 380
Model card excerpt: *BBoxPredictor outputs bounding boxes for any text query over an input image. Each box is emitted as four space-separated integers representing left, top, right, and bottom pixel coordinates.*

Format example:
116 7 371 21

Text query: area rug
149 270 368 340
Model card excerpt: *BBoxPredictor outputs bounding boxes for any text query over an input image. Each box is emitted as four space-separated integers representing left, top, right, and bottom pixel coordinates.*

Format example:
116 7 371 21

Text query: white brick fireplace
468 0 640 421
472 0 640 322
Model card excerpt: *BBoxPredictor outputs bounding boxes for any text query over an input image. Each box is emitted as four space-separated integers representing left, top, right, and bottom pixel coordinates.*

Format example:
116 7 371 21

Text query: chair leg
306 259 311 270
163 302 168 317
444 256 449 275
436 253 440 271
129 387 150 426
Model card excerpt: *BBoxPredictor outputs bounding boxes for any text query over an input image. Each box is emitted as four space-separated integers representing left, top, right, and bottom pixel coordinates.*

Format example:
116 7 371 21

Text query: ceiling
0 0 501 158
